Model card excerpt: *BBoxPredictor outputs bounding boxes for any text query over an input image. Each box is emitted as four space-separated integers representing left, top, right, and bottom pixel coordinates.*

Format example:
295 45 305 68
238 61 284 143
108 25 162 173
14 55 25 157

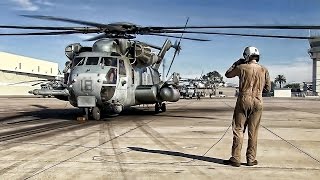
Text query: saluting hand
234 58 245 66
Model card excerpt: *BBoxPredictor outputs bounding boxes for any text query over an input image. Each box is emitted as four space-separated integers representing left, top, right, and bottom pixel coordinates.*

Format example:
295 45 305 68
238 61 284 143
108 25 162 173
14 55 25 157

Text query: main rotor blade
0 30 82 36
0 25 91 31
160 30 315 39
21 15 109 28
148 33 209 41
32 82 45 86
84 34 108 41
149 25 320 30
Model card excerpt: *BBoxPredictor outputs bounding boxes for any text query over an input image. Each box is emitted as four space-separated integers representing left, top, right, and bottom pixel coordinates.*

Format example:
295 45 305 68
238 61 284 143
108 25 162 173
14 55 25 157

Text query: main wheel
160 103 166 112
92 107 101 120
155 103 160 113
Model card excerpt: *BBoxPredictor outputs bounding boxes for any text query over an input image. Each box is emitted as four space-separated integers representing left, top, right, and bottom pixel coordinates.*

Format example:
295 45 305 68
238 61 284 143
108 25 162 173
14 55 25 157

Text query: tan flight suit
225 60 271 163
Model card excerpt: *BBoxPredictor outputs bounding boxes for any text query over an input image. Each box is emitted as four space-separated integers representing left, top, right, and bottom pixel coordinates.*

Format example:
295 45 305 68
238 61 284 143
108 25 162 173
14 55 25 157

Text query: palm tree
274 75 286 88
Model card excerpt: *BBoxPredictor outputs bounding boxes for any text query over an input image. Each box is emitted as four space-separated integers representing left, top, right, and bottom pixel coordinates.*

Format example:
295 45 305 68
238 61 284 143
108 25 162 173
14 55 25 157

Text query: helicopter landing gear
92 107 101 121
84 108 89 121
155 102 166 113
83 107 101 121
161 103 166 112
155 103 160 113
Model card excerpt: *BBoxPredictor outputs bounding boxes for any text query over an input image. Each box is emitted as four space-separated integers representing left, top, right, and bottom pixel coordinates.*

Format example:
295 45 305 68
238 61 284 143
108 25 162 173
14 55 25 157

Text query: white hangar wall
0 52 59 96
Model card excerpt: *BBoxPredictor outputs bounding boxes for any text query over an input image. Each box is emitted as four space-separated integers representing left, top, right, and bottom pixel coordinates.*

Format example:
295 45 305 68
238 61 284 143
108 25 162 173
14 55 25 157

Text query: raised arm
225 59 243 78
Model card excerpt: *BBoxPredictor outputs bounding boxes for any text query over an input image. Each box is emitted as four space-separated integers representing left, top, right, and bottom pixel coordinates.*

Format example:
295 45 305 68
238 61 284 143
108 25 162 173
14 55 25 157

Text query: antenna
162 58 166 81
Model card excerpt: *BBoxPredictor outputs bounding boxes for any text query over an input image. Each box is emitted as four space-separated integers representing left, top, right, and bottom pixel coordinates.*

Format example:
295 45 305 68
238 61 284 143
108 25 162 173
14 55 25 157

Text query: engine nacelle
135 85 159 104
65 43 82 60
135 43 159 67
159 87 180 102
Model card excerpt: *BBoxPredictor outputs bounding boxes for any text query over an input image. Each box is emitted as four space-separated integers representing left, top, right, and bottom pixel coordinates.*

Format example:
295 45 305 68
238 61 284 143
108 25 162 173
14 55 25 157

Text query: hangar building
0 52 59 96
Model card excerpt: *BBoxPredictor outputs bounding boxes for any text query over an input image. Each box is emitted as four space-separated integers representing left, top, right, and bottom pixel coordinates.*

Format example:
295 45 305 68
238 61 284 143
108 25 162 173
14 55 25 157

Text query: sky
0 0 320 84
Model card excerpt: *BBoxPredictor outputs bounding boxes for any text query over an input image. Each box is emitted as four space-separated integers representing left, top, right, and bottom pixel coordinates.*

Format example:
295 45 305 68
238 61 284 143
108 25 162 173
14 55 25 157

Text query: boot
223 157 241 167
246 160 258 166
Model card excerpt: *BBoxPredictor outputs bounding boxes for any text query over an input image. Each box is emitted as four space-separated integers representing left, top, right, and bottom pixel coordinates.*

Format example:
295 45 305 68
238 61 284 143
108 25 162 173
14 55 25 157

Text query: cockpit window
102 57 117 67
105 68 117 84
73 57 85 67
86 57 100 65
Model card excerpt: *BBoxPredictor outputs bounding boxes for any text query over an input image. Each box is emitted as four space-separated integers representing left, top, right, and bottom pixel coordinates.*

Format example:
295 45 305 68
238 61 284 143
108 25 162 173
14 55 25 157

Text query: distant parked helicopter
1 15 319 120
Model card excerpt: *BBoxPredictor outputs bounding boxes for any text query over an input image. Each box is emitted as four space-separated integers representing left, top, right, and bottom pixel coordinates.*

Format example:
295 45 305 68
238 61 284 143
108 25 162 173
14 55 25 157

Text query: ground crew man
224 46 271 167
197 92 201 100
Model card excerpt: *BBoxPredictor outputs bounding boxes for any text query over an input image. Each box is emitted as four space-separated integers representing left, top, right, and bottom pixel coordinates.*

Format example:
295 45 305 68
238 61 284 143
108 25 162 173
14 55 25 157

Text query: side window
132 69 135 84
102 57 117 67
119 60 126 76
73 57 85 67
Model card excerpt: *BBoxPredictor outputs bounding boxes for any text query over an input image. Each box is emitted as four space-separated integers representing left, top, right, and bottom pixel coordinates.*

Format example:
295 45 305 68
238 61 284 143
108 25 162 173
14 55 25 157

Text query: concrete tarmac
0 97 319 180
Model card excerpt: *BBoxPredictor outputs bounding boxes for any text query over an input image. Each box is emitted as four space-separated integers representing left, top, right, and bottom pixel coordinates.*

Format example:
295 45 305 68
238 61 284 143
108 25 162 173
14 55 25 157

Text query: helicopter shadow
0 106 161 123
127 146 229 166
0 107 82 122
100 107 160 121
0 105 238 123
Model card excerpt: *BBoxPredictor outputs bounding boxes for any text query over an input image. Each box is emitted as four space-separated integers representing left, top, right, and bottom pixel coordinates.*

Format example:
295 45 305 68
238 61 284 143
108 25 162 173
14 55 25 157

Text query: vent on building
38 66 40 72
19 63 21 69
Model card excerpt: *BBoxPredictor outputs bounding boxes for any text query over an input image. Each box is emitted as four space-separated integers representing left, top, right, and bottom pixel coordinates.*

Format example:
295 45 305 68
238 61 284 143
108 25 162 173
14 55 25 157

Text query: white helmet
243 46 260 62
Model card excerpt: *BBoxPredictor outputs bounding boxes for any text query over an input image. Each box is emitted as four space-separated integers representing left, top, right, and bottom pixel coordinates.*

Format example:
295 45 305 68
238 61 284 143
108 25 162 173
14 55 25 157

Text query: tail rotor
165 17 189 78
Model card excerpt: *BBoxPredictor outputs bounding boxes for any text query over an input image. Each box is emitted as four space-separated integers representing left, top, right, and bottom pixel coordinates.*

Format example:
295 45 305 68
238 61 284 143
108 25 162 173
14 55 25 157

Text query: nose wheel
83 107 101 120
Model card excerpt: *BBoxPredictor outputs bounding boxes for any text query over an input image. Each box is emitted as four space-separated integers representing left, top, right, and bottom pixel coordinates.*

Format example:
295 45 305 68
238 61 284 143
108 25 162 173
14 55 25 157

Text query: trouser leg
231 107 247 162
246 110 262 162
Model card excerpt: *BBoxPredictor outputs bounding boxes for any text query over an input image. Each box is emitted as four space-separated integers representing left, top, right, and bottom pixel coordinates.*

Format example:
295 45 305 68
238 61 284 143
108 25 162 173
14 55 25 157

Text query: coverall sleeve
225 63 240 78
263 69 271 92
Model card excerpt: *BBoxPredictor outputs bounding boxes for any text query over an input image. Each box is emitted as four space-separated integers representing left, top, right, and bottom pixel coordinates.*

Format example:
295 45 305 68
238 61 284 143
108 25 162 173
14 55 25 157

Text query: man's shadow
128 146 230 166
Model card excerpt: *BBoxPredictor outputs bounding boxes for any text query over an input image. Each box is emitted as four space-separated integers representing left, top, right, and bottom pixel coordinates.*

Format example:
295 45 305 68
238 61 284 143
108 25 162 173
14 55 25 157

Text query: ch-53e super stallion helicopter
1 15 319 120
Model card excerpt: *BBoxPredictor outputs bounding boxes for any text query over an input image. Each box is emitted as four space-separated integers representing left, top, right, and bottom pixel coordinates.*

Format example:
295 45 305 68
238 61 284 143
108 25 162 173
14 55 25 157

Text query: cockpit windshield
101 57 117 67
86 57 100 65
73 56 118 67
73 57 85 67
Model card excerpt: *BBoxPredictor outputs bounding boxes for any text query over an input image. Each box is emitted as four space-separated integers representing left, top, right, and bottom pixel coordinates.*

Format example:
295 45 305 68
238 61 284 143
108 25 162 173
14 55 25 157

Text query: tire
155 103 160 113
160 103 166 112
92 107 101 120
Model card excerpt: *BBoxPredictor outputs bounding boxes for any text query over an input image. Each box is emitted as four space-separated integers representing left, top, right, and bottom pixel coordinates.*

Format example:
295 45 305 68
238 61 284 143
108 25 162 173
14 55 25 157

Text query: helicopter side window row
86 57 100 65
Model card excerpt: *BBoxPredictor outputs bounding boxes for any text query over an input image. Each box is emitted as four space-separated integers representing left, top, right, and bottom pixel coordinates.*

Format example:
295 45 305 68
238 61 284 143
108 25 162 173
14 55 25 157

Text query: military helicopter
0 15 319 120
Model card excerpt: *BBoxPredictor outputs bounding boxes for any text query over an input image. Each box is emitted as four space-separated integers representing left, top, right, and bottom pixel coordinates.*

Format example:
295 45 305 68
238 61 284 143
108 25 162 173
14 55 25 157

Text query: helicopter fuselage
29 38 180 119
67 51 178 114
